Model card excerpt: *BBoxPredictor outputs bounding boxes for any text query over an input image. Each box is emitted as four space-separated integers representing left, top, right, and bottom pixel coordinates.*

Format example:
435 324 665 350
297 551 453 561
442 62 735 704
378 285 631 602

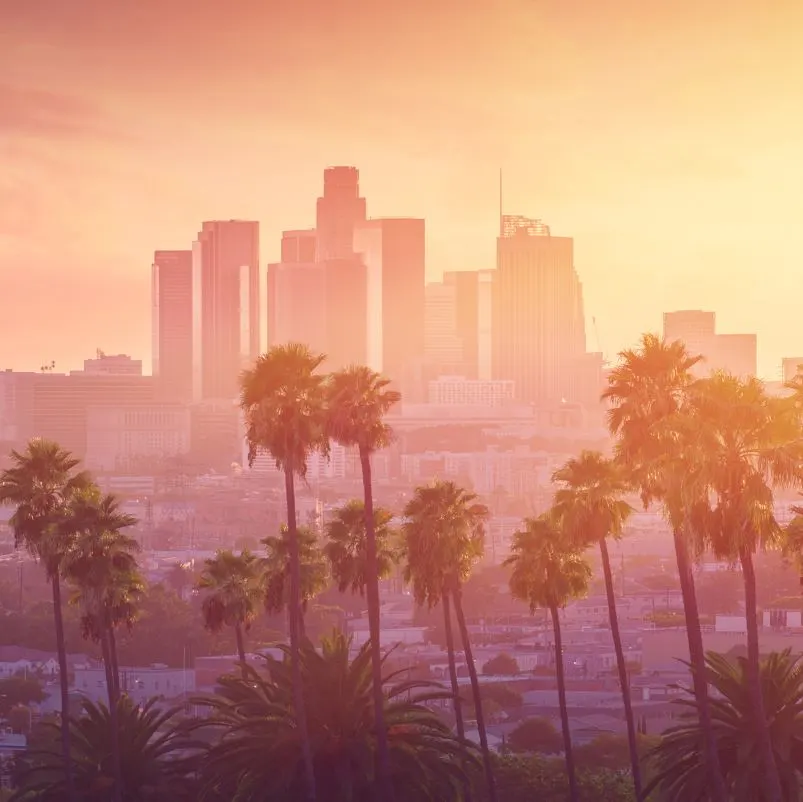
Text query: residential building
152 250 193 402
192 220 260 401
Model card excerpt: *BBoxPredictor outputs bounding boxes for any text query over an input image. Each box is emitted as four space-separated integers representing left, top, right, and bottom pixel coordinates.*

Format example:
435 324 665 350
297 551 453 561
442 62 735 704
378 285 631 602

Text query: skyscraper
663 310 716 362
353 218 425 389
267 230 327 353
316 166 367 260
492 216 585 404
152 250 193 402
192 221 260 401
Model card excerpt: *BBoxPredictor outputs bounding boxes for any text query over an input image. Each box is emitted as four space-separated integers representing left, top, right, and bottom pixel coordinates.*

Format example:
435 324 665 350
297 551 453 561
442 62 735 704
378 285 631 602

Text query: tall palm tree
240 343 329 802
262 524 329 635
324 499 398 596
552 451 642 800
326 365 401 801
0 438 91 802
504 513 591 802
646 649 803 802
602 332 729 802
61 488 141 802
402 479 497 802
689 373 803 802
197 549 263 665
197 631 475 802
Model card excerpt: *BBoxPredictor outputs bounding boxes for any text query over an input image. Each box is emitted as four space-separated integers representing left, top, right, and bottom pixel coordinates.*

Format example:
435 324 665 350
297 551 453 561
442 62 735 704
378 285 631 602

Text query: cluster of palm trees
6 335 803 802
0 439 145 802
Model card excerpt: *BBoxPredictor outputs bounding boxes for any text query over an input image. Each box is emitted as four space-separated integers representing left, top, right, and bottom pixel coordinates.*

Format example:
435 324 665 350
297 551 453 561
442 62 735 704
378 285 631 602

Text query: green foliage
574 733 660 771
195 632 475 802
646 649 803 802
11 697 203 801
482 652 519 676
506 717 563 754
196 549 263 636
0 676 45 717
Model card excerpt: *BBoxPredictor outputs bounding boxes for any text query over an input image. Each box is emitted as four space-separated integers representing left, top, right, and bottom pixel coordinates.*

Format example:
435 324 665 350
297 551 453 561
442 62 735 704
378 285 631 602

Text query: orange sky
2 0 802 378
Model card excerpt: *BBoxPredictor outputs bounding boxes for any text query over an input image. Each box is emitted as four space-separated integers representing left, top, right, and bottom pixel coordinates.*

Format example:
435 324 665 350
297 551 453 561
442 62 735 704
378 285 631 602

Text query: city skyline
3 1 803 378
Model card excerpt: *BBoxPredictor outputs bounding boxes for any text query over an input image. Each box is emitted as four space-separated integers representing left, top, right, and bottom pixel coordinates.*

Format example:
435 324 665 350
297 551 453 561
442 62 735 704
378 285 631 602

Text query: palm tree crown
324 500 397 596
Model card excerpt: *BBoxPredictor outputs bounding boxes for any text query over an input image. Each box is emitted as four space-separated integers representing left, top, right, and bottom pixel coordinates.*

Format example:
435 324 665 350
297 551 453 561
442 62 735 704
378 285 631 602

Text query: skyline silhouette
3 0 803 376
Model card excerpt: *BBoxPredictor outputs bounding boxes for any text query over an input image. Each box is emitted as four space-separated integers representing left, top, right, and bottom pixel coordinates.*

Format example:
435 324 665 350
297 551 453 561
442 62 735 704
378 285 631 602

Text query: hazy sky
2 0 802 377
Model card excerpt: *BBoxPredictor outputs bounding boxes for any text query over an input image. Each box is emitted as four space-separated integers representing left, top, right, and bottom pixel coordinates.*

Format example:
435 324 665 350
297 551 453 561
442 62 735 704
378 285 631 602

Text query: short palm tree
240 343 329 802
262 525 329 636
326 365 401 800
552 451 642 800
504 513 591 802
197 631 474 802
603 332 729 802
646 649 803 802
197 550 263 665
324 499 397 596
0 438 92 802
402 479 497 802
11 696 203 802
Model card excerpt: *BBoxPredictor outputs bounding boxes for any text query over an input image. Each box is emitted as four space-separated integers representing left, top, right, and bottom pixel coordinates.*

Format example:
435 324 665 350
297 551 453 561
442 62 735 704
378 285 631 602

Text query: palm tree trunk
284 463 317 802
51 574 76 802
101 628 123 802
234 623 247 666
359 446 394 802
740 547 783 802
599 537 643 801
108 625 121 700
453 583 497 802
550 603 579 802
442 593 466 740
674 525 729 802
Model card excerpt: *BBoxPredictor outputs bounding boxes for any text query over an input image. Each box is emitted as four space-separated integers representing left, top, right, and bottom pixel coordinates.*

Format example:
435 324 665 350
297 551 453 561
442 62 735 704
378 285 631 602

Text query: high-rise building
353 218 425 390
323 256 368 370
316 166 367 261
445 271 481 379
492 216 585 404
76 353 143 376
152 250 193 401
192 221 260 401
424 280 463 370
477 270 493 380
663 310 757 378
267 230 327 353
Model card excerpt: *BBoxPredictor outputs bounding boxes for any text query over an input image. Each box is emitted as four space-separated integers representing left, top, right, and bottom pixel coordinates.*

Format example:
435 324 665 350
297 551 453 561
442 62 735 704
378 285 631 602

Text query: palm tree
646 649 803 802
262 524 329 636
0 438 92 802
197 631 475 802
688 373 803 802
603 332 729 802
504 514 591 802
197 550 263 665
324 499 398 596
240 343 329 802
552 451 642 800
61 488 141 802
11 696 204 802
402 479 497 802
326 365 401 801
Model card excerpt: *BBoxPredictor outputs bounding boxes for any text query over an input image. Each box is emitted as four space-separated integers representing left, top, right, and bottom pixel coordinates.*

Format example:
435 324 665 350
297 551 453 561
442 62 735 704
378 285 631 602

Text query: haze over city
3 0 803 376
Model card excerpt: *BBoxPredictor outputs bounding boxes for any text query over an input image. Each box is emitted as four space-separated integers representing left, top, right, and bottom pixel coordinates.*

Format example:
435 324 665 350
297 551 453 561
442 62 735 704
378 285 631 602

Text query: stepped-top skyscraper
192 220 260 401
492 215 585 404
316 166 367 260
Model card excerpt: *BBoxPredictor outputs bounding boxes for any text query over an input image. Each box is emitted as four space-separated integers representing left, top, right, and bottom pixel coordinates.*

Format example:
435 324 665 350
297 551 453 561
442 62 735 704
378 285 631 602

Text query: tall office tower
323 256 368 370
492 216 585 404
444 270 481 378
192 221 260 401
477 270 493 380
353 218 425 389
267 230 327 352
663 310 716 361
152 250 193 401
424 280 463 371
316 166 367 261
